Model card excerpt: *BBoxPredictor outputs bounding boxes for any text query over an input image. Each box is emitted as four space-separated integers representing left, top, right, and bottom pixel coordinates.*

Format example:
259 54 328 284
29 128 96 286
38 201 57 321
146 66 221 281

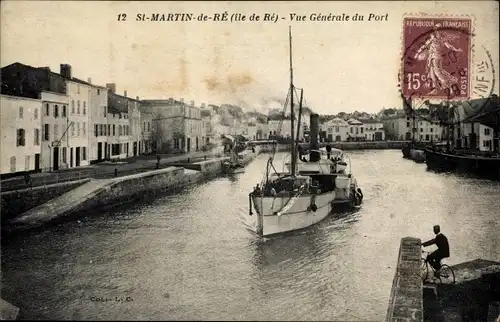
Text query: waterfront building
245 122 258 140
139 105 153 154
0 62 69 171
383 115 444 142
201 107 214 146
142 98 204 153
40 91 70 170
347 118 365 141
321 117 349 142
106 84 132 159
453 96 499 152
0 94 42 175
360 119 386 141
267 117 305 141
61 64 92 168
128 95 142 157
88 79 108 163
256 122 269 140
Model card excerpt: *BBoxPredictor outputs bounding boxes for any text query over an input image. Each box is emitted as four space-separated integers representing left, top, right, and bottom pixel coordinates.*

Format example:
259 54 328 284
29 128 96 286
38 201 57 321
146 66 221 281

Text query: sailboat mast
289 26 296 176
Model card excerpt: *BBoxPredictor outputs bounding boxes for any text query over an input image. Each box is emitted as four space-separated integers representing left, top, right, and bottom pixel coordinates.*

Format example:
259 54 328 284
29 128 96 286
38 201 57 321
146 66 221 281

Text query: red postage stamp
401 17 472 100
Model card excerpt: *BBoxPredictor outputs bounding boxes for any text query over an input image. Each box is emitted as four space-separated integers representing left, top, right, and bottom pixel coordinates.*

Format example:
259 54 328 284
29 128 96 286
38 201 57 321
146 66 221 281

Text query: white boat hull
251 192 345 236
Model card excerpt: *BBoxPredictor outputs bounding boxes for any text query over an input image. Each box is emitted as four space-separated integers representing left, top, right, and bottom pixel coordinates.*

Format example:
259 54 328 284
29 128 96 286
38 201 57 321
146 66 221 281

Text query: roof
462 95 500 127
360 118 383 124
69 77 107 89
347 118 363 125
138 106 152 114
141 98 184 105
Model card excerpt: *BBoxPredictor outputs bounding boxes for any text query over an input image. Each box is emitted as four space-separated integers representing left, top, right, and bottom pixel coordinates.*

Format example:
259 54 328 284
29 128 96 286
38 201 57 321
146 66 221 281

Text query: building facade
40 91 70 171
347 118 364 141
107 85 131 159
322 117 349 142
61 65 92 168
383 115 444 142
89 80 108 163
0 94 42 175
143 98 205 153
360 119 386 141
139 106 153 154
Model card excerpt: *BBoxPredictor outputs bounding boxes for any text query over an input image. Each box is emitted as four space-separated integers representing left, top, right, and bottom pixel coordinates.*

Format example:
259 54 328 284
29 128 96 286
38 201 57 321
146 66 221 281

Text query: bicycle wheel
438 264 455 284
421 258 429 281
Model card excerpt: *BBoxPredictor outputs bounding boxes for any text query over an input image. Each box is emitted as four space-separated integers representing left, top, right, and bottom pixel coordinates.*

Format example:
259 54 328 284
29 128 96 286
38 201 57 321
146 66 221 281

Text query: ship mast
289 26 296 176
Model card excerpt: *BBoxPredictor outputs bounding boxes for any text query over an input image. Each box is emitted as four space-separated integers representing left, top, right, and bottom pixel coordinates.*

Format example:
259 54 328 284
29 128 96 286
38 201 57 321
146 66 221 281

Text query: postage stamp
401 17 473 100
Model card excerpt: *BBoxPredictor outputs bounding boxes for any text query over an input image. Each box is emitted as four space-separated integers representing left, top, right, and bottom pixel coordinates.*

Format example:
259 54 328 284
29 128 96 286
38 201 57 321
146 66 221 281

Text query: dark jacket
422 233 450 257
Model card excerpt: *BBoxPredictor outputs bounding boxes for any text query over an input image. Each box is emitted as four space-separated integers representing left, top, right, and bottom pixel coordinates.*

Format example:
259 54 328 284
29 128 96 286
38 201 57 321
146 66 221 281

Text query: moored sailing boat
247 27 363 237
222 136 245 174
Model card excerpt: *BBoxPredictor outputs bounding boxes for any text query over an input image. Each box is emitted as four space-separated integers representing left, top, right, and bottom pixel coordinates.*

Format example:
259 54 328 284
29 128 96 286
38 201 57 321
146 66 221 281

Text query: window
97 89 100 95
82 147 87 160
45 103 50 116
62 105 67 117
148 123 150 131
113 124 116 136
420 128 423 132
103 124 107 136
83 122 86 135
34 108 39 119
77 85 80 94
19 107 24 118
350 127 353 133
108 124 111 135
406 122 410 127
77 101 80 114
103 107 107 117
83 102 86 115
54 105 59 118
77 122 80 136
72 100 75 114
119 114 122 119
71 123 75 136
360 127 364 134
95 124 98 137
16 129 25 146
44 124 50 141
34 128 40 145
484 128 491 135
430 128 433 132
63 147 67 163
119 125 122 136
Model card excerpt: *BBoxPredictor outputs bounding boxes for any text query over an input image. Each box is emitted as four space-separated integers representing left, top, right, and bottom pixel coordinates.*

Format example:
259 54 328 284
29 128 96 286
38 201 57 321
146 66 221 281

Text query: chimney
201 103 206 108
87 77 92 84
180 98 184 103
309 113 321 162
191 100 195 107
136 96 139 100
106 83 116 93
124 90 127 97
60 64 72 79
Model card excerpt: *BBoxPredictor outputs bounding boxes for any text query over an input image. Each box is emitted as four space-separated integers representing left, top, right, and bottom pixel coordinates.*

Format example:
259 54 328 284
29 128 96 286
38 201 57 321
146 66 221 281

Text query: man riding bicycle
421 225 450 277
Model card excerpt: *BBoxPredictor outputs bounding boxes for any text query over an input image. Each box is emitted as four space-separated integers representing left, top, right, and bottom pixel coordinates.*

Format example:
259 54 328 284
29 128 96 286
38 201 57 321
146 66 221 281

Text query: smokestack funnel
309 113 321 162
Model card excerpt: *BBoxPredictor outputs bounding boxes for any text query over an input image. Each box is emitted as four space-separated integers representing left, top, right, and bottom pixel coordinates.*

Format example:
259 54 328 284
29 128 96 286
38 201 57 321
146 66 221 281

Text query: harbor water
2 150 499 321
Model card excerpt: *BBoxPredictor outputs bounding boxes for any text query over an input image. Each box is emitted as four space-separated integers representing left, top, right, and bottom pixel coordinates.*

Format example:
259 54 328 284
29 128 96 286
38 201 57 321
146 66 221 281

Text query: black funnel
309 113 321 162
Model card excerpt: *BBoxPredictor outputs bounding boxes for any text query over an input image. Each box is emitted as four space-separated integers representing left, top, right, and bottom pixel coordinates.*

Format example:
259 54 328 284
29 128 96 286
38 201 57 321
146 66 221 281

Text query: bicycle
421 250 456 284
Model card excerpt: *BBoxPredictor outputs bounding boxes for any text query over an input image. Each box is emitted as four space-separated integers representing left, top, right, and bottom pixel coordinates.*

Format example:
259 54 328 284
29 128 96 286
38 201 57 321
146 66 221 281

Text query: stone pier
386 237 423 322
0 298 19 320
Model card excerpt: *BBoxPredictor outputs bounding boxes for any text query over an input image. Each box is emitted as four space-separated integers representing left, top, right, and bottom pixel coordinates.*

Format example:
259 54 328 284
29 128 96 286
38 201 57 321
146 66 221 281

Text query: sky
1 1 498 115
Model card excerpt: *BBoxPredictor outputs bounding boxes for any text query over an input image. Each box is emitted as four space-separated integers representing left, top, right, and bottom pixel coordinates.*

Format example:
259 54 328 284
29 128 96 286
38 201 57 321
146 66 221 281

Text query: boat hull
251 191 353 236
425 147 500 180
